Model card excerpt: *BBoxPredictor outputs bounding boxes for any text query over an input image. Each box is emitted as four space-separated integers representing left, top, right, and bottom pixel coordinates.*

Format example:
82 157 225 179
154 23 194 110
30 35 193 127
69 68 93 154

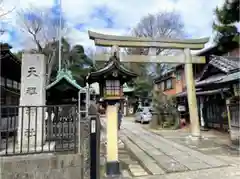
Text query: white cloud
1 0 226 51
0 32 11 42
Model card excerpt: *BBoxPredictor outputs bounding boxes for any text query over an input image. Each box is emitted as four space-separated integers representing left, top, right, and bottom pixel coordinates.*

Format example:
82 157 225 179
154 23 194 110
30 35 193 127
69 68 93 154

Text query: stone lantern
87 53 137 176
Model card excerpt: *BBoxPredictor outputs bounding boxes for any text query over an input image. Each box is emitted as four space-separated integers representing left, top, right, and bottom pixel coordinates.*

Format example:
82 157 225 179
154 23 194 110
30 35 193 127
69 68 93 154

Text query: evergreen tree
213 0 240 44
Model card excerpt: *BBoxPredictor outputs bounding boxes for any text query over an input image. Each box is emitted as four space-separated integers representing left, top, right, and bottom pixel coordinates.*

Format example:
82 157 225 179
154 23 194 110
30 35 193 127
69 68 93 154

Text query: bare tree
127 11 186 77
0 0 15 17
17 5 68 84
0 0 16 35
86 47 112 69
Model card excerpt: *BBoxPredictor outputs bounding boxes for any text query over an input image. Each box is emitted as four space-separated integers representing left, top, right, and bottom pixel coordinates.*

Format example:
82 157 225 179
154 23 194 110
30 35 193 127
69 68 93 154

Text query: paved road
120 117 240 179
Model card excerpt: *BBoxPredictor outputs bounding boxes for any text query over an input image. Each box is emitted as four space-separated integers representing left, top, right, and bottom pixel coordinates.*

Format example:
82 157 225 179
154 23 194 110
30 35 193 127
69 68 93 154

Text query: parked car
135 106 153 124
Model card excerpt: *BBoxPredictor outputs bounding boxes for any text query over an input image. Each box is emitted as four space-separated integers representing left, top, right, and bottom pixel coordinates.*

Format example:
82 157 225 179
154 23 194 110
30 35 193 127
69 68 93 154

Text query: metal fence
0 103 101 178
0 104 79 156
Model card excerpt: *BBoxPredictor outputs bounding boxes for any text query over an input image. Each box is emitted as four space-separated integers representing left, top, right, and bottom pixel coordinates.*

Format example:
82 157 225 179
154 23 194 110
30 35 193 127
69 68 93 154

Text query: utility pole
58 0 62 72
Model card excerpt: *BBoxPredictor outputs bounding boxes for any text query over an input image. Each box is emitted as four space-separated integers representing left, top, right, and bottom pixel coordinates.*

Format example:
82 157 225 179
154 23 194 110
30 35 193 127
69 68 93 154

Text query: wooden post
184 48 201 137
226 99 231 132
105 45 121 176
106 103 120 176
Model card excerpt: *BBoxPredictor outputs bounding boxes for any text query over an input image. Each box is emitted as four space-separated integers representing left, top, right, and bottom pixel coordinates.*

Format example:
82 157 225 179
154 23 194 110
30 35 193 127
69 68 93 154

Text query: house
177 55 239 130
0 43 21 137
175 40 239 131
153 40 239 129
153 40 239 96
153 65 184 95
0 43 21 105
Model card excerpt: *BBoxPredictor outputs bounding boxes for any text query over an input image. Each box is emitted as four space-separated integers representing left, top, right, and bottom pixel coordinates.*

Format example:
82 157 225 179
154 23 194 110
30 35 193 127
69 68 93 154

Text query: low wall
0 153 82 179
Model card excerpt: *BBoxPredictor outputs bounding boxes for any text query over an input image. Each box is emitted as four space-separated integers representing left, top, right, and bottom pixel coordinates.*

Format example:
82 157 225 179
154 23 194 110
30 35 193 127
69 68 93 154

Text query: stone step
122 170 132 178
129 164 148 177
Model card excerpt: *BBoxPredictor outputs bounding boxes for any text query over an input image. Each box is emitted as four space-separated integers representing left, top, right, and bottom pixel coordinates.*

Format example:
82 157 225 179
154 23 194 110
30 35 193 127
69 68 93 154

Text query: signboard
91 120 96 133
18 54 46 148
20 54 46 105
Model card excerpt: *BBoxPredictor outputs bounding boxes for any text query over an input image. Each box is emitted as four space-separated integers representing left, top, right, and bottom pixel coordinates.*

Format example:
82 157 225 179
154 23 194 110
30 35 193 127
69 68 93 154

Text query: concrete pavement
119 117 240 179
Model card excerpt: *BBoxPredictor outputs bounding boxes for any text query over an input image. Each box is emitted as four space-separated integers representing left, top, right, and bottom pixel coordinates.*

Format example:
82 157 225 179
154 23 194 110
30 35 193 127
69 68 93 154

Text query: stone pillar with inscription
18 53 46 151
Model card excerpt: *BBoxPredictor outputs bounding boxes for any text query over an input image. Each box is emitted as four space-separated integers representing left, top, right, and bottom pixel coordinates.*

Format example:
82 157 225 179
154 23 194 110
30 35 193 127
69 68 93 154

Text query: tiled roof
209 55 240 73
153 66 176 83
217 71 240 84
0 43 12 51
196 74 226 87
46 69 82 90
198 55 240 81
176 88 230 97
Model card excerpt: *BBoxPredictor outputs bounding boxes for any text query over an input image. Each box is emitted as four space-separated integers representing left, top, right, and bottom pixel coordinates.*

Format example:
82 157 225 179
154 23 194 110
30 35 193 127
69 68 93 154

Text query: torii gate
88 30 208 138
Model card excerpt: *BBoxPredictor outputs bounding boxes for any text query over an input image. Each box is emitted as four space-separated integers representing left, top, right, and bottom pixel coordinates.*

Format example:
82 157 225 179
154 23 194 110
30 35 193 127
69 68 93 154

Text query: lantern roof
123 83 135 93
87 55 137 84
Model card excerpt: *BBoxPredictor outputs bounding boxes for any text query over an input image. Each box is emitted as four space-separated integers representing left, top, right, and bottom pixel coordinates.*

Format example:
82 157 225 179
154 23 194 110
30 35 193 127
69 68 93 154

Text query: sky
0 0 226 52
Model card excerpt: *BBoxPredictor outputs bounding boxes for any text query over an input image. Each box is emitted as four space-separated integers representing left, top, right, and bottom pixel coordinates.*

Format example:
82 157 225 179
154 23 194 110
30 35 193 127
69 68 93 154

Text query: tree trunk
46 50 56 85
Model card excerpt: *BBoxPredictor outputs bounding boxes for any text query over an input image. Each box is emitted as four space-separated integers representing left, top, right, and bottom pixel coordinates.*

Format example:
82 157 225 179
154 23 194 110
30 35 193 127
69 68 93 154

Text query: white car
135 107 153 124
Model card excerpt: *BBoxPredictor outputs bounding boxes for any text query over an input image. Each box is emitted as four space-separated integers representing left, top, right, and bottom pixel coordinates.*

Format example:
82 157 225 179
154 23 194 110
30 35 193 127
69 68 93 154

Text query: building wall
163 80 177 95
154 69 186 96
227 47 240 57
0 77 20 105
175 69 185 94
155 78 177 96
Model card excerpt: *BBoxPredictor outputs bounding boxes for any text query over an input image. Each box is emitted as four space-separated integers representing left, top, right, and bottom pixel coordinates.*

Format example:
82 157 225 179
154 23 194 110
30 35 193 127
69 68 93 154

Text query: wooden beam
89 31 209 44
88 31 209 50
94 39 206 50
92 54 206 64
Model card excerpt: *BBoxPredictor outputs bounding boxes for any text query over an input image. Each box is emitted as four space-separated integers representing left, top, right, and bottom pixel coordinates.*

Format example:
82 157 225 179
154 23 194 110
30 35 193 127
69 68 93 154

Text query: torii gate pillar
184 48 200 137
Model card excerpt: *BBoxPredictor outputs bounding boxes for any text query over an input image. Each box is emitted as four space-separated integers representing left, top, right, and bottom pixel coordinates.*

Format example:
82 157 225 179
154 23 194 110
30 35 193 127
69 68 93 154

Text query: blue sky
0 0 226 52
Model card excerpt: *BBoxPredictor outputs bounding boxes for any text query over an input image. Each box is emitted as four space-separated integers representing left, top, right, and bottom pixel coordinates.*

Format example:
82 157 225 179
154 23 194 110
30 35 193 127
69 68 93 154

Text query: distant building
153 41 239 97
153 65 184 96
154 40 239 131
0 43 21 105
0 43 21 136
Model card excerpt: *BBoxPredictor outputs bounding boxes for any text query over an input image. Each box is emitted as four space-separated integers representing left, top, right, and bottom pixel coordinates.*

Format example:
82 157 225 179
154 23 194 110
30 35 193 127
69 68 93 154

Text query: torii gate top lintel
88 30 209 50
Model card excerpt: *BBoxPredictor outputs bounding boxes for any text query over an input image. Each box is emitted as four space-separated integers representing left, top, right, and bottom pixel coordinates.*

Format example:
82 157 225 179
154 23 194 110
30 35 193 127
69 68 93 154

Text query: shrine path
119 117 240 179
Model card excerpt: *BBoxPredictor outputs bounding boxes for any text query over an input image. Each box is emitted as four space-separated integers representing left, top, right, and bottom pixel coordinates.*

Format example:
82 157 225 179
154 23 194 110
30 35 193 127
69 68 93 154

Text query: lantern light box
105 80 123 97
